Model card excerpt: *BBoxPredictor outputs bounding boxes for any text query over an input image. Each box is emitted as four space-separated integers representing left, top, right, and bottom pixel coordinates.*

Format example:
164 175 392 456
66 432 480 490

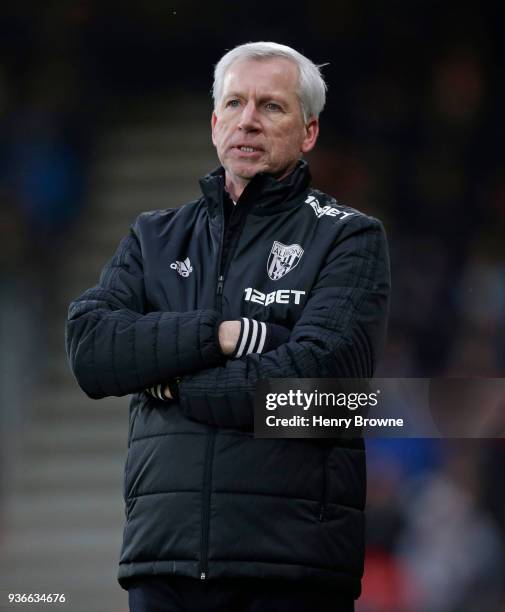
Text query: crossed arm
155 318 284 400
65 228 290 400
145 320 241 400
66 216 390 430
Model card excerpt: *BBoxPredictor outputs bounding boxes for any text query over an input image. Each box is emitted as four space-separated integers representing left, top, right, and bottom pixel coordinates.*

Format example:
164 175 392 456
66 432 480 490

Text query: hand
218 320 241 355
163 384 173 400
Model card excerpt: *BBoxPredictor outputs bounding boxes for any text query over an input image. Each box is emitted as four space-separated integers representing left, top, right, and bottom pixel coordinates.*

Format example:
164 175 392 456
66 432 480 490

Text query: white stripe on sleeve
235 318 249 358
246 319 259 354
257 321 267 353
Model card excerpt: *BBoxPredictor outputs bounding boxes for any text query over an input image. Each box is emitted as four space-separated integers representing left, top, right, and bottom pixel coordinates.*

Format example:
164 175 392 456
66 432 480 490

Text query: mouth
232 145 264 156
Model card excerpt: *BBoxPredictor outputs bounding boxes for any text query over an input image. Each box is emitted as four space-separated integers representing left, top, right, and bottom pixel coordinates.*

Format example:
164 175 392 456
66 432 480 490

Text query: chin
229 161 265 179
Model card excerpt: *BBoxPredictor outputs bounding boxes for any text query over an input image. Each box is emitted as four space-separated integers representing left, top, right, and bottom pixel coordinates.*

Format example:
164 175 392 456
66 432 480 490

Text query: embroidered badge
267 241 304 281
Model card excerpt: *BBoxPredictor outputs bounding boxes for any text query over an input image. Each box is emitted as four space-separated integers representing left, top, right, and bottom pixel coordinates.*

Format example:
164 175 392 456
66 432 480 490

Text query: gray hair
212 41 327 123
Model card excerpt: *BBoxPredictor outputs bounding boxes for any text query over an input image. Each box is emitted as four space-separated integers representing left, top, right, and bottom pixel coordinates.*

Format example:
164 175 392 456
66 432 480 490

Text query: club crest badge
267 241 304 281
170 257 193 278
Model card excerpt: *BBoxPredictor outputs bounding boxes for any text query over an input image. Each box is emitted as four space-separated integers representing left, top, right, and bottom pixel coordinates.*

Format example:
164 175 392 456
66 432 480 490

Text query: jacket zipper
201 200 230 580
214 187 253 311
200 195 228 581
201 192 246 579
215 184 229 310
319 448 328 521
216 274 225 311
199 429 216 579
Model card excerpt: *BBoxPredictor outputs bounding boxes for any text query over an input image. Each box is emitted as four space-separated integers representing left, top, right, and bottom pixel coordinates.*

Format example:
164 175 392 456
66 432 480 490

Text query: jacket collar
199 159 312 218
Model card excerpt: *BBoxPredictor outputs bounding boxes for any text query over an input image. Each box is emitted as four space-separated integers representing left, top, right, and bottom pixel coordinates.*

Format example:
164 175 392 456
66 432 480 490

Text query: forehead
222 57 299 99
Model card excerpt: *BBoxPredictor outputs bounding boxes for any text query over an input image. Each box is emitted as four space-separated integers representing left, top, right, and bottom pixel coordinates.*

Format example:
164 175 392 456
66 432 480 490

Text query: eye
225 99 241 108
265 102 282 112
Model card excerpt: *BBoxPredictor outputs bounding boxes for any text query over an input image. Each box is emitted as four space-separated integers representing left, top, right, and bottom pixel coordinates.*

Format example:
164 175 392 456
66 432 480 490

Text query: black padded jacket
65 160 391 598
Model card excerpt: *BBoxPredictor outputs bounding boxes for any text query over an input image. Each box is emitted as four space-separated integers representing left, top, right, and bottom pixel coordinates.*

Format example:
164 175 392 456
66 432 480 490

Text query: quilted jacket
65 160 391 598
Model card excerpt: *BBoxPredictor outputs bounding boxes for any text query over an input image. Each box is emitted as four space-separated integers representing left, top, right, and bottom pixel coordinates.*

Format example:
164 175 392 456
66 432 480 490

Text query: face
211 57 319 184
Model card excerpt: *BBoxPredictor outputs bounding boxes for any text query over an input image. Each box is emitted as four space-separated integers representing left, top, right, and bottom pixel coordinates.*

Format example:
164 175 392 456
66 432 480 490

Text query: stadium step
0 97 216 611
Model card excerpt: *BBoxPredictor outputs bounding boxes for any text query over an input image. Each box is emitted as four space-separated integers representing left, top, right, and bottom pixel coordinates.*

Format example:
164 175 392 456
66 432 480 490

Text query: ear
211 111 218 147
300 117 319 154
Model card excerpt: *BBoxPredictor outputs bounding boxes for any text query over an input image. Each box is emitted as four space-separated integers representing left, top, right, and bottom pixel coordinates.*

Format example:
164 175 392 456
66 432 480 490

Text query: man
66 42 390 611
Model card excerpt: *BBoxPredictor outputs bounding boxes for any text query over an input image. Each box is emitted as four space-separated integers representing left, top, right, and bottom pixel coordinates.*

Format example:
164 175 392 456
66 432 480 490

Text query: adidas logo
170 257 193 278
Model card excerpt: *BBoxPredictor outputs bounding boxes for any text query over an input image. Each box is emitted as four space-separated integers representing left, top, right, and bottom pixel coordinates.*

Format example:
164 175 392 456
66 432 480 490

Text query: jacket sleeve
144 318 290 399
177 215 391 430
65 226 224 399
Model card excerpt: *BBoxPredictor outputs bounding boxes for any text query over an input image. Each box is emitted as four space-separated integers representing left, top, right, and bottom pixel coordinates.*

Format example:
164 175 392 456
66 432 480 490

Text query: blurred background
0 1 504 611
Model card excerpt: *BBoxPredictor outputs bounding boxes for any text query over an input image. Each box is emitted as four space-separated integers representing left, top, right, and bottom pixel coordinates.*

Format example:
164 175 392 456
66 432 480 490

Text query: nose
237 100 261 132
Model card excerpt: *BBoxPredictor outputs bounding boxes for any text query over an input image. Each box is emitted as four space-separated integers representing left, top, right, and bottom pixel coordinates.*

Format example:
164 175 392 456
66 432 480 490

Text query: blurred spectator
396 444 505 611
